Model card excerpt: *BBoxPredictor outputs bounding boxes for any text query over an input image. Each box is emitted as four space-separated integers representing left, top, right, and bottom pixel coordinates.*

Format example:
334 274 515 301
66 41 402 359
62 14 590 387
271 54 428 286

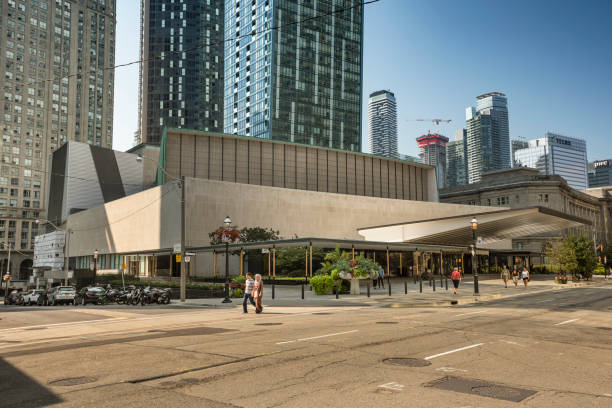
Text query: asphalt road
1 283 611 407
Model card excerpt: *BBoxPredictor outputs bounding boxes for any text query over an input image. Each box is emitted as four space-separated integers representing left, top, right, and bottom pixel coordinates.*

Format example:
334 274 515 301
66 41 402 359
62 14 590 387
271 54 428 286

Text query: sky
112 0 612 161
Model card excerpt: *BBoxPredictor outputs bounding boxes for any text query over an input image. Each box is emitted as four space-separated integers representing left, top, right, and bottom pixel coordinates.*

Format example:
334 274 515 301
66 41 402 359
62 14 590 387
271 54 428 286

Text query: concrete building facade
223 0 363 152
368 90 398 158
138 0 225 145
514 133 588 190
0 0 116 275
465 92 511 184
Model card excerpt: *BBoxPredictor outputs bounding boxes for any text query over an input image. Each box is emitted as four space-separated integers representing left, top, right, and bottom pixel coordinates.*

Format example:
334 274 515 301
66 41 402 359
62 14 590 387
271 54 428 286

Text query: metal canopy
358 207 591 247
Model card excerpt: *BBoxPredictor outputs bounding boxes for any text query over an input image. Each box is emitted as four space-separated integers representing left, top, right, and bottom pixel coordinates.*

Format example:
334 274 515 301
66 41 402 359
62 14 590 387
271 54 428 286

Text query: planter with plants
554 274 567 284
316 246 381 295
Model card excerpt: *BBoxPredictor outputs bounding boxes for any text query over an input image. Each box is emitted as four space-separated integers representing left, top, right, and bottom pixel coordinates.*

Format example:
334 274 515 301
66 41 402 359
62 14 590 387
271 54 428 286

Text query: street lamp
471 217 479 295
93 249 99 285
36 219 72 286
2 242 12 304
136 154 187 302
222 216 232 304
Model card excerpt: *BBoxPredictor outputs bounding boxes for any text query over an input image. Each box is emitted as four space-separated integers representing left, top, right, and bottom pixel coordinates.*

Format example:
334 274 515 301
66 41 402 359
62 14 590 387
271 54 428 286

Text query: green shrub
233 288 244 298
310 275 335 295
232 275 246 285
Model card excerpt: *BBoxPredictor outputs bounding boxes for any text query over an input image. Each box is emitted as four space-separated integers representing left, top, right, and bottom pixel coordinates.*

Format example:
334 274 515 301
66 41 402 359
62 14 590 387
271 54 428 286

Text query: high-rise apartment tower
465 92 510 184
224 0 363 152
446 129 468 187
139 0 225 145
417 133 448 189
0 0 116 271
368 90 397 158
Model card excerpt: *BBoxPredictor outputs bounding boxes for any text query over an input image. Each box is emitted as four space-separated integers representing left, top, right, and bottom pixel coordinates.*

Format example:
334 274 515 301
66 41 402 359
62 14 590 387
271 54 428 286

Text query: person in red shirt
451 267 462 295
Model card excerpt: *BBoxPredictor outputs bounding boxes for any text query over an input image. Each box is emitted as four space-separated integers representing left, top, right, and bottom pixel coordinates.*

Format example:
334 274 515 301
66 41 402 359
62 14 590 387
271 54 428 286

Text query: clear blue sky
113 0 612 161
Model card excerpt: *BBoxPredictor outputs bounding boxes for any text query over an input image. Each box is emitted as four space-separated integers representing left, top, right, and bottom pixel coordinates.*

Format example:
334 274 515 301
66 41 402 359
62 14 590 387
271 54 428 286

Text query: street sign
121 263 126 270
67 271 73 279
175 254 181 263
173 243 181 254
476 236 483 247
47 278 53 283
261 248 270 254
184 256 191 263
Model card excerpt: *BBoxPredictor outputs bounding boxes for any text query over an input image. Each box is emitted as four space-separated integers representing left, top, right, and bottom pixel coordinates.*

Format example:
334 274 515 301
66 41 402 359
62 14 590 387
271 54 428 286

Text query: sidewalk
169 275 610 309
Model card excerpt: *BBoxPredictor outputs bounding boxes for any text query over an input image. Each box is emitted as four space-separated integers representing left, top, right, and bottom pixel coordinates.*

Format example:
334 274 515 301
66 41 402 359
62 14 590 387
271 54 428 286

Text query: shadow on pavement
0 357 63 407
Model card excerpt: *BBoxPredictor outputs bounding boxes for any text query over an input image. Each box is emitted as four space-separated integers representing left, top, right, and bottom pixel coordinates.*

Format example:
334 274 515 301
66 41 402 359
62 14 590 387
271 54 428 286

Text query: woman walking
501 265 510 288
450 267 462 295
512 265 519 288
521 266 530 288
253 274 264 313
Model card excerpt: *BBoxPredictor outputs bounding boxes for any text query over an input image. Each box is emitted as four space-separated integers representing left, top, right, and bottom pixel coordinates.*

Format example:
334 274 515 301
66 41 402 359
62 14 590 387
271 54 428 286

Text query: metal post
419 274 422 293
268 250 271 277
399 252 402 277
301 283 304 299
335 282 339 299
309 243 313 278
472 228 479 295
305 247 308 278
222 241 232 303
388 275 391 296
433 276 436 291
4 244 11 303
352 245 355 261
404 280 407 294
273 246 276 278
272 278 275 299
93 251 97 286
64 229 71 286
213 250 217 277
180 176 186 302
445 274 448 291
367 280 370 297
240 249 244 276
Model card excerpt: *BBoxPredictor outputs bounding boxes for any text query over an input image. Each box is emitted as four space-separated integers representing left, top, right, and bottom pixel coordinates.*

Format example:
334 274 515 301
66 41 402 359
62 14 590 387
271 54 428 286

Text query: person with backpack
512 265 520 287
450 267 461 295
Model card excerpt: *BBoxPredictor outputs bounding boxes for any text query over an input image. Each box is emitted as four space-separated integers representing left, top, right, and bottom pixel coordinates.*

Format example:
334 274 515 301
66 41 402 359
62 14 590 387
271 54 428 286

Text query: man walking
243 273 256 313
377 267 385 289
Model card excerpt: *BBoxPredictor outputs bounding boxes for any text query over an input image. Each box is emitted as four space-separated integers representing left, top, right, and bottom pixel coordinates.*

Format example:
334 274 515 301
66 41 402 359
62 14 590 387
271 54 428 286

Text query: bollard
404 281 408 294
388 276 391 296
445 276 448 291
301 283 304 300
419 276 423 293
440 275 443 288
272 280 276 300
429 277 432 287
367 280 370 297
433 277 436 292
335 282 339 299
413 272 417 284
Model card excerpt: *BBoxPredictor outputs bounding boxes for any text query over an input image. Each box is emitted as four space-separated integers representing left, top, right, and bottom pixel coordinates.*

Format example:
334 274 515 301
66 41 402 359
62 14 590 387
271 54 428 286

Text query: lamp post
471 217 479 295
222 216 232 303
93 249 98 285
2 242 11 304
36 219 71 286
136 154 187 302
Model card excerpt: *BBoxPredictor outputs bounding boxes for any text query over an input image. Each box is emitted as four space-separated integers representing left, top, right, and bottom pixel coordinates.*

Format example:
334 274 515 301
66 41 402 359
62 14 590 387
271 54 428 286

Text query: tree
543 240 562 274
239 227 280 243
275 246 325 277
558 238 578 276
573 234 596 279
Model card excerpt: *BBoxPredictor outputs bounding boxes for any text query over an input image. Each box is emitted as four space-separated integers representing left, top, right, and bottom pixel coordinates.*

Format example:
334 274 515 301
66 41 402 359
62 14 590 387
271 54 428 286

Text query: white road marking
554 318 580 326
276 330 358 345
425 343 484 360
603 393 612 397
535 299 553 303
454 310 487 317
0 317 124 333
436 366 468 373
377 382 404 392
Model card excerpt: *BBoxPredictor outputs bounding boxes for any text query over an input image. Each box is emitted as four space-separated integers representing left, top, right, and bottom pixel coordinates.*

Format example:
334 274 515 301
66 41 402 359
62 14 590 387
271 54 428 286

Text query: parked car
46 286 76 306
5 289 24 305
75 287 106 305
22 289 45 306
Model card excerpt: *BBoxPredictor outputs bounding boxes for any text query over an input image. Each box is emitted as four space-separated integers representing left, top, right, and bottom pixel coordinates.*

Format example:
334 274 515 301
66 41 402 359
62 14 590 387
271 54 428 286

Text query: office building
465 92 511 184
417 133 448 189
368 90 398 158
511 138 528 167
223 0 363 152
446 129 468 187
513 133 588 190
589 160 612 188
139 0 225 145
0 0 116 274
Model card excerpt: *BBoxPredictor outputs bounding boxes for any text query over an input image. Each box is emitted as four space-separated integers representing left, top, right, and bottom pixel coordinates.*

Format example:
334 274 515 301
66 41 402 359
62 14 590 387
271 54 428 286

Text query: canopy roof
358 207 590 247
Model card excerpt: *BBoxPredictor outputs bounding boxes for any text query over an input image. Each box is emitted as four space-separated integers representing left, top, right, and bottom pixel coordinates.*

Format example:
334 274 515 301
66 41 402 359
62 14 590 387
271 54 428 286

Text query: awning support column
273 246 276 278
305 247 308 278
213 250 217 277
309 242 313 278
239 249 244 276
386 246 390 277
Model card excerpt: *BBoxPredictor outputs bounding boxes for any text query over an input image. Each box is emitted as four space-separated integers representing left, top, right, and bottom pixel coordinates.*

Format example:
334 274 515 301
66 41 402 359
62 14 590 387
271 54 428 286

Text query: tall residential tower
465 92 510 184
368 90 397 158
223 0 363 151
0 0 116 273
139 0 225 145
446 129 468 187
416 133 448 189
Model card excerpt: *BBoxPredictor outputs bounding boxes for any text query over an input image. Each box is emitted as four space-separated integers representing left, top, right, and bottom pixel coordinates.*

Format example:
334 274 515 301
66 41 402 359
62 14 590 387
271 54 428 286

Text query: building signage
549 135 571 146
594 160 610 169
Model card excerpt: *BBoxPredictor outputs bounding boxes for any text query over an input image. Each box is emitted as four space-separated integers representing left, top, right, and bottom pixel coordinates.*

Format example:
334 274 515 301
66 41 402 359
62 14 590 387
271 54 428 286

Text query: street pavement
0 279 611 407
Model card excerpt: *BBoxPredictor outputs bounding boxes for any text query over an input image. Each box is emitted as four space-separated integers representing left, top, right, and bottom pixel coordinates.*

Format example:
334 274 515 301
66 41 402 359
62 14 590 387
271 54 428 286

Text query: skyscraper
465 92 510 184
224 0 363 152
511 138 528 167
588 160 612 188
139 0 225 145
446 129 468 187
416 133 448 189
368 90 397 158
514 133 588 190
0 1 116 268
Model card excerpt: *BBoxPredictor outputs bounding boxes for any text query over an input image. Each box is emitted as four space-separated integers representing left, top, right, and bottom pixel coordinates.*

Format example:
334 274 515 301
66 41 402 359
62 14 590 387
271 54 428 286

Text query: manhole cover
376 321 398 324
255 322 282 326
425 376 536 402
383 358 431 367
49 377 97 387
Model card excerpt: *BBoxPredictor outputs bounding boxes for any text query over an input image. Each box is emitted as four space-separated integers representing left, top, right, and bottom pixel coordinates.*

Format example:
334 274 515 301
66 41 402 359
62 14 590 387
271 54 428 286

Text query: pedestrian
377 266 385 289
521 266 530 288
512 265 519 288
501 265 510 288
253 274 263 313
450 267 461 295
242 273 256 314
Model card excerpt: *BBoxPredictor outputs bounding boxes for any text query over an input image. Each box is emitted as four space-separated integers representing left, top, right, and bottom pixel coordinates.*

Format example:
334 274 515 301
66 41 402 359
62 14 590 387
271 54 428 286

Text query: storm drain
49 377 97 387
382 358 431 367
376 321 398 324
255 323 282 326
425 376 536 402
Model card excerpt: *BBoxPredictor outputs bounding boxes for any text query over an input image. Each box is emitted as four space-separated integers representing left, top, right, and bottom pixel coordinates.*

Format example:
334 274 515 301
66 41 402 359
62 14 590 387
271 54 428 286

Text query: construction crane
414 119 452 135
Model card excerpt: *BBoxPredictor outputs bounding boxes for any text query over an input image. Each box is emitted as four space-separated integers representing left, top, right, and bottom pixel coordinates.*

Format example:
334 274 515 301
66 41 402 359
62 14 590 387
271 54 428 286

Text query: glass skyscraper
139 0 225 145
368 90 397 158
446 129 468 187
514 133 588 190
465 92 510 184
224 0 363 151
588 160 612 188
